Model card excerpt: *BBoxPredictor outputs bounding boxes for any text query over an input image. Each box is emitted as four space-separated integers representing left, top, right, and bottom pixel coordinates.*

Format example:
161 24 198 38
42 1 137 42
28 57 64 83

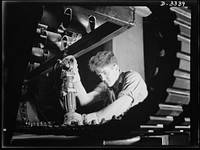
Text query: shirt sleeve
93 82 111 107
93 82 107 93
118 71 148 106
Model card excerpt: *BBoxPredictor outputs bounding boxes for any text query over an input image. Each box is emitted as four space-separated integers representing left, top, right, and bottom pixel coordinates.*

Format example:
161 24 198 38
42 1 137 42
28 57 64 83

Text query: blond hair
89 51 118 72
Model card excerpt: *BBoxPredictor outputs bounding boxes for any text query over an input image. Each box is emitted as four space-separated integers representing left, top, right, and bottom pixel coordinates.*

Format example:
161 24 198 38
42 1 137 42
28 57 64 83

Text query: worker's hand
61 55 81 82
64 112 83 125
83 113 99 125
72 58 81 83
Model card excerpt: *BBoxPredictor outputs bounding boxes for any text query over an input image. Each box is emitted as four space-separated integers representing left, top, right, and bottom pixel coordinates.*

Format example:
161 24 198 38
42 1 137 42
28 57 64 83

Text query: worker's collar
109 71 124 92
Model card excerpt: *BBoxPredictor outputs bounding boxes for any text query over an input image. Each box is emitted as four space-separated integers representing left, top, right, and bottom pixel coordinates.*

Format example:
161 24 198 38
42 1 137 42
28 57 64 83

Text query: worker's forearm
73 81 91 106
96 95 133 122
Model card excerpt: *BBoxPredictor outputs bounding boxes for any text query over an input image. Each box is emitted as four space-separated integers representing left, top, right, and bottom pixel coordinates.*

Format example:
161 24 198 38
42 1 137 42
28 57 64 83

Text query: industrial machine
3 2 196 147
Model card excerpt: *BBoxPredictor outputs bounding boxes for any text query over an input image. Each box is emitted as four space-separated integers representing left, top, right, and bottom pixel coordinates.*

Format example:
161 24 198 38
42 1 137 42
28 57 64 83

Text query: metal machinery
59 56 77 114
14 4 137 135
58 55 78 125
3 3 196 147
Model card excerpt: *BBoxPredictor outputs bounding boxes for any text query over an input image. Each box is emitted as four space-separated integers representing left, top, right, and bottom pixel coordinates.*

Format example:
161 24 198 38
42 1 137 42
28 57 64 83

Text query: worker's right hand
72 59 81 83
62 55 81 82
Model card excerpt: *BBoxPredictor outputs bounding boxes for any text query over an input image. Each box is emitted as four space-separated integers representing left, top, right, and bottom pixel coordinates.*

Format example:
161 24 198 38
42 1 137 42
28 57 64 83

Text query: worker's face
96 64 120 87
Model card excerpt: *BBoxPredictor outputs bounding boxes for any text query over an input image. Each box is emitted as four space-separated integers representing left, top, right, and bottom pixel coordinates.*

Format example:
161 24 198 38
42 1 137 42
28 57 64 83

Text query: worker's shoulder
124 70 141 79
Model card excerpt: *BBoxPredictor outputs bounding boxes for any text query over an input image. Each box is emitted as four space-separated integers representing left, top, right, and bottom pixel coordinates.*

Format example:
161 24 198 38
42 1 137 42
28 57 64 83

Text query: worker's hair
89 51 118 72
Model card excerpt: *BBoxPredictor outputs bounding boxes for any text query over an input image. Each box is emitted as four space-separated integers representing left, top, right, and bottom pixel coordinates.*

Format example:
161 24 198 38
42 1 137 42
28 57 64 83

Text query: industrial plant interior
2 2 198 148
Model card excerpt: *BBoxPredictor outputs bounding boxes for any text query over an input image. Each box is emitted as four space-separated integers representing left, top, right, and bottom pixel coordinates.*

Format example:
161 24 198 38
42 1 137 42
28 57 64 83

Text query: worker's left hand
64 112 83 125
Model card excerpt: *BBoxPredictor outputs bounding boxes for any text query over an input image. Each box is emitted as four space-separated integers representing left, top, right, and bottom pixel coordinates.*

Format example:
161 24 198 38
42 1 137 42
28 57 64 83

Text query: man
64 50 148 125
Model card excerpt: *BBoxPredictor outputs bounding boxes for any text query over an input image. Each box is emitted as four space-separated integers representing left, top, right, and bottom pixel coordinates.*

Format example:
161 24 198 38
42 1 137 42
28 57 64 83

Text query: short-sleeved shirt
94 70 148 108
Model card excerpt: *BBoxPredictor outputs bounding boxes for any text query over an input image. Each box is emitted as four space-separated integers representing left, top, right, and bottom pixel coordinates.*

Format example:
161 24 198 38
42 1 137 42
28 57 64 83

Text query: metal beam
26 22 132 82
